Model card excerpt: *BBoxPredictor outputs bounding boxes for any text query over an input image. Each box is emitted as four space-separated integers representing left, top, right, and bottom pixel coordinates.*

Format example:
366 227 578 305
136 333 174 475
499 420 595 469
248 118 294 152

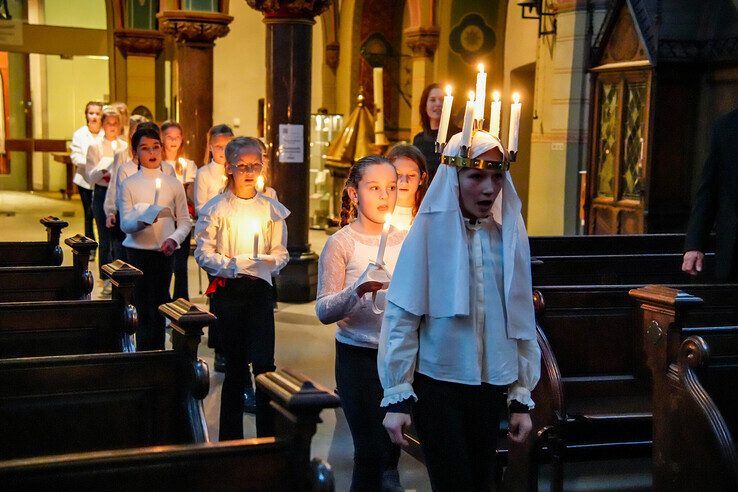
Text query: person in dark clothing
683 109 738 280
411 83 460 182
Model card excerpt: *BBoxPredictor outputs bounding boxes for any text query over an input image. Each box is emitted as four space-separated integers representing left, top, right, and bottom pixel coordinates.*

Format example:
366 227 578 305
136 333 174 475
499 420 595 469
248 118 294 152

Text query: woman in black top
412 83 460 182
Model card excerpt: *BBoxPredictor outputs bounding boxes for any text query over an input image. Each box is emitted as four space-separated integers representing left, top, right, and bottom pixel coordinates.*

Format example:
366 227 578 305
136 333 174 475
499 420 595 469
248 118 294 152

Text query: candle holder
509 150 518 162
434 141 446 155
459 145 470 159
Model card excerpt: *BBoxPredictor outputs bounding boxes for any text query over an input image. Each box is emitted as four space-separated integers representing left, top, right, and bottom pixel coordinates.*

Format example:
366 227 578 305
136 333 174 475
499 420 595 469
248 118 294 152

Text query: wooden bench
0 261 142 358
0 216 68 267
0 235 97 302
630 286 738 490
0 369 340 491
529 233 714 257
0 299 215 461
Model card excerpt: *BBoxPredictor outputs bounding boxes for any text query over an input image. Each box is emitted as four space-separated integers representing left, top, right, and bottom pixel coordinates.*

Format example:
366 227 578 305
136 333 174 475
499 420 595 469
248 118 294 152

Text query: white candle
154 178 161 205
508 92 522 153
436 84 454 146
375 213 392 265
474 63 487 122
251 220 260 260
373 67 384 111
489 91 502 138
460 91 476 151
256 175 265 193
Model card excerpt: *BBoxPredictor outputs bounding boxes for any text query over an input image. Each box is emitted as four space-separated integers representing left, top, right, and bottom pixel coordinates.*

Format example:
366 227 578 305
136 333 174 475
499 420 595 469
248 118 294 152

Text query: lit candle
154 177 161 205
508 92 522 153
474 63 487 122
251 220 260 260
436 84 454 146
460 91 476 151
256 175 265 193
489 91 502 138
375 213 392 266
111 140 118 152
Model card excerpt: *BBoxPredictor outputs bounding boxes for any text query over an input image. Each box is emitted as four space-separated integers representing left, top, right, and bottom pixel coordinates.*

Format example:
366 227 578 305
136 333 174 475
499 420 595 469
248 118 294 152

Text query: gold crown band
440 155 511 173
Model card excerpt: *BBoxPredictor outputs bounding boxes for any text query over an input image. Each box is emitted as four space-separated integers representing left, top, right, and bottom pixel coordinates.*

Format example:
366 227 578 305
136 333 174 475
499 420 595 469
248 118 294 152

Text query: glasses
231 162 263 173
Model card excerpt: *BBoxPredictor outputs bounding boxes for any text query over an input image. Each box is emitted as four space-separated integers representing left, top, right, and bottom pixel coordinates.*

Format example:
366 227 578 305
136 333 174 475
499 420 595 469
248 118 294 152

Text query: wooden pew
0 216 68 267
0 299 215 460
0 261 141 358
0 234 97 302
0 369 340 491
630 286 738 490
529 233 714 257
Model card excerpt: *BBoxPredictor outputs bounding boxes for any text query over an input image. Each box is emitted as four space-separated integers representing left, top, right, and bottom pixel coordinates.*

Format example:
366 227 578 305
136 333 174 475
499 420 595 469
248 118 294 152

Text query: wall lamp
518 1 557 37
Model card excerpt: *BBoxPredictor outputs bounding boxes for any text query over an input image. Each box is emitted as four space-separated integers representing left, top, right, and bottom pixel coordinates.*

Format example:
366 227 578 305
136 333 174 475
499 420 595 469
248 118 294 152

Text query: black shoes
243 386 257 414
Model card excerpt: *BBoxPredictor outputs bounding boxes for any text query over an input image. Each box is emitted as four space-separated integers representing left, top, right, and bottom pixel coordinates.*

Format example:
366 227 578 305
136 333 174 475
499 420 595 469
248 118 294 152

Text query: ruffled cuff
507 383 535 410
380 382 417 408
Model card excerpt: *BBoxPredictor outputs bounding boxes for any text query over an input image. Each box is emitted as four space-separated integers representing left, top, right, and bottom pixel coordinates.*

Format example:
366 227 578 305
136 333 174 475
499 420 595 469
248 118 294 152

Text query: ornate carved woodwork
404 25 440 57
245 0 331 18
113 28 165 56
157 10 233 46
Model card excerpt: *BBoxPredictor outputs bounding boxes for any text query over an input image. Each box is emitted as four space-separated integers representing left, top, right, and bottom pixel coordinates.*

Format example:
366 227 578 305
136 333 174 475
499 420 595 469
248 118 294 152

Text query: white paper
278 124 304 163
138 204 172 225
92 156 114 175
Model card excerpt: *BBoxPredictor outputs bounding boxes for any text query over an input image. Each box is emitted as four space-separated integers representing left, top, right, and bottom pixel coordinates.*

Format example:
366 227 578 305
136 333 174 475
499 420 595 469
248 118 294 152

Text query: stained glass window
597 83 619 198
621 82 646 200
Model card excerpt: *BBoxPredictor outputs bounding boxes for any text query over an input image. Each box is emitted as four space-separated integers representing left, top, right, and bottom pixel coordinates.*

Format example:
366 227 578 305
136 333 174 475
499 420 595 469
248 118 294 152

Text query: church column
158 8 232 165
247 0 331 302
405 26 439 137
112 29 165 113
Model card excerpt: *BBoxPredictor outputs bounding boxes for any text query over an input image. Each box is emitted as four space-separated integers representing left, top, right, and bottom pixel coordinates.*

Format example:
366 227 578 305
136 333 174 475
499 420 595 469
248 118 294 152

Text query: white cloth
85 137 128 188
391 205 414 231
194 190 290 286
69 125 102 190
105 157 174 217
164 158 197 185
378 219 541 408
119 167 191 250
315 224 406 349
194 160 227 214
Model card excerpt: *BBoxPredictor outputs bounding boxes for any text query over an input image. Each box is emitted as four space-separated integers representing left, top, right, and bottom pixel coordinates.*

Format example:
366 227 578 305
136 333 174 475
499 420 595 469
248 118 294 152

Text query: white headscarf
386 131 536 340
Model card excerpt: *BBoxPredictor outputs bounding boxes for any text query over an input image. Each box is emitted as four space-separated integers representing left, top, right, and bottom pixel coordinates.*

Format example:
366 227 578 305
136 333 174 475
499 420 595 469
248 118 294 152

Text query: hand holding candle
489 91 502 137
154 177 161 205
436 85 454 147
375 213 392 266
460 91 476 152
474 63 487 123
508 92 522 154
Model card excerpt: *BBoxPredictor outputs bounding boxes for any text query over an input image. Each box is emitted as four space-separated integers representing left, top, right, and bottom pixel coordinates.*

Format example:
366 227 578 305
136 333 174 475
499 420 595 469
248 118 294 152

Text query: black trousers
172 230 191 300
206 273 223 352
214 276 276 440
413 372 505 492
78 186 96 241
335 340 401 492
124 247 173 351
92 185 121 276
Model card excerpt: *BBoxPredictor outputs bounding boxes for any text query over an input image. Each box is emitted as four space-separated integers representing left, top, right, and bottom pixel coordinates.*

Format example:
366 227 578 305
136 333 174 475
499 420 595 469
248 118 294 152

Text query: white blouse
194 190 290 286
119 167 191 251
105 157 174 217
194 160 227 214
378 218 541 409
85 137 129 188
391 205 414 231
315 224 407 349
164 157 197 186
70 125 102 190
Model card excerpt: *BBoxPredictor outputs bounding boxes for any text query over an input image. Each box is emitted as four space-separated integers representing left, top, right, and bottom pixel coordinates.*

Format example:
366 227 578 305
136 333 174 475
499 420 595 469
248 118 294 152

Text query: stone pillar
247 0 331 302
113 29 165 113
158 10 232 165
405 26 439 137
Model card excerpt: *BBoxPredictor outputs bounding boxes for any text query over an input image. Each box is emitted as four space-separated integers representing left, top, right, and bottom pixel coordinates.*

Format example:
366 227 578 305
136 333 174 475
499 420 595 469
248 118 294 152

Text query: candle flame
256 175 265 192
384 213 392 226
445 84 452 96
477 63 484 73
468 90 475 102
493 90 501 102
155 178 161 190
251 220 260 234
513 92 521 104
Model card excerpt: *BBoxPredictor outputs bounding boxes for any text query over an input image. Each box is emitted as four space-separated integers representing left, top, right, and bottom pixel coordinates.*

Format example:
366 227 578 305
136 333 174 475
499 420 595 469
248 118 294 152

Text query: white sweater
194 160 227 214
119 167 191 250
69 125 102 190
164 157 197 186
105 157 175 217
85 137 129 188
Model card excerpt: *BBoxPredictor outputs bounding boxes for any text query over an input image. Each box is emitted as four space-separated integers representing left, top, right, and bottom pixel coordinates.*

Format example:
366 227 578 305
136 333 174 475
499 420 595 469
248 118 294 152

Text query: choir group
69 86 540 491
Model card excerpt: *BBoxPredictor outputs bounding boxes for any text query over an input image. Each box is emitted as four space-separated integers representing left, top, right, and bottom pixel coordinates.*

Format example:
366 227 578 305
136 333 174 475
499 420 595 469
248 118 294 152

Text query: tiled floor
1 190 652 491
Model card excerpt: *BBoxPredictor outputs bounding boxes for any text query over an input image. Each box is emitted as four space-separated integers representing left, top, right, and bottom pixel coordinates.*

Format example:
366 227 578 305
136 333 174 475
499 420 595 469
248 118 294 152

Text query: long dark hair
203 124 234 165
419 83 441 134
131 124 163 156
387 144 429 217
340 155 394 227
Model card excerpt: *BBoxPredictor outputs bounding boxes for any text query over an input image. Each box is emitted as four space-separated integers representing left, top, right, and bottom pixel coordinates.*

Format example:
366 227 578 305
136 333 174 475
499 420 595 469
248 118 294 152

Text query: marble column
405 26 439 136
158 10 232 166
247 0 331 302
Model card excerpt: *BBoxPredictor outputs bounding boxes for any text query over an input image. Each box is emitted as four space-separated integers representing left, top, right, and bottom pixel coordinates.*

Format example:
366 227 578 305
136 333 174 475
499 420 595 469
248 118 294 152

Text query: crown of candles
434 64 522 171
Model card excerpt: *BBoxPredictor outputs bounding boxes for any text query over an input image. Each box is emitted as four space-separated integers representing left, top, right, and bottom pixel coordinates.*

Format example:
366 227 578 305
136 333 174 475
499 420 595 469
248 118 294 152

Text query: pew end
0 217 69 267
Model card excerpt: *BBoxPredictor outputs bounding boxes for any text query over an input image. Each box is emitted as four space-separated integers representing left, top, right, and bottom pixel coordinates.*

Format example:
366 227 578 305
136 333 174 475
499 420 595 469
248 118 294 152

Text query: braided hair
340 154 393 227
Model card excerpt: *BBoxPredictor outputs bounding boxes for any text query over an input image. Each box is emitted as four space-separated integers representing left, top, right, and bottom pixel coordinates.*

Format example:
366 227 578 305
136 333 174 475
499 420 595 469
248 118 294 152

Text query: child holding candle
70 100 103 243
386 144 429 230
379 131 541 491
315 155 407 491
194 137 289 440
161 120 197 301
119 125 191 351
86 106 128 296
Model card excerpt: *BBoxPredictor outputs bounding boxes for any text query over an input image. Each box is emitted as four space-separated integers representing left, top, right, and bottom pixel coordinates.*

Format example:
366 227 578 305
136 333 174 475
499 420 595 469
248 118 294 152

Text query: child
194 136 289 440
315 155 406 491
161 120 197 301
86 106 128 295
119 125 191 351
386 144 429 230
379 131 541 491
70 100 103 242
